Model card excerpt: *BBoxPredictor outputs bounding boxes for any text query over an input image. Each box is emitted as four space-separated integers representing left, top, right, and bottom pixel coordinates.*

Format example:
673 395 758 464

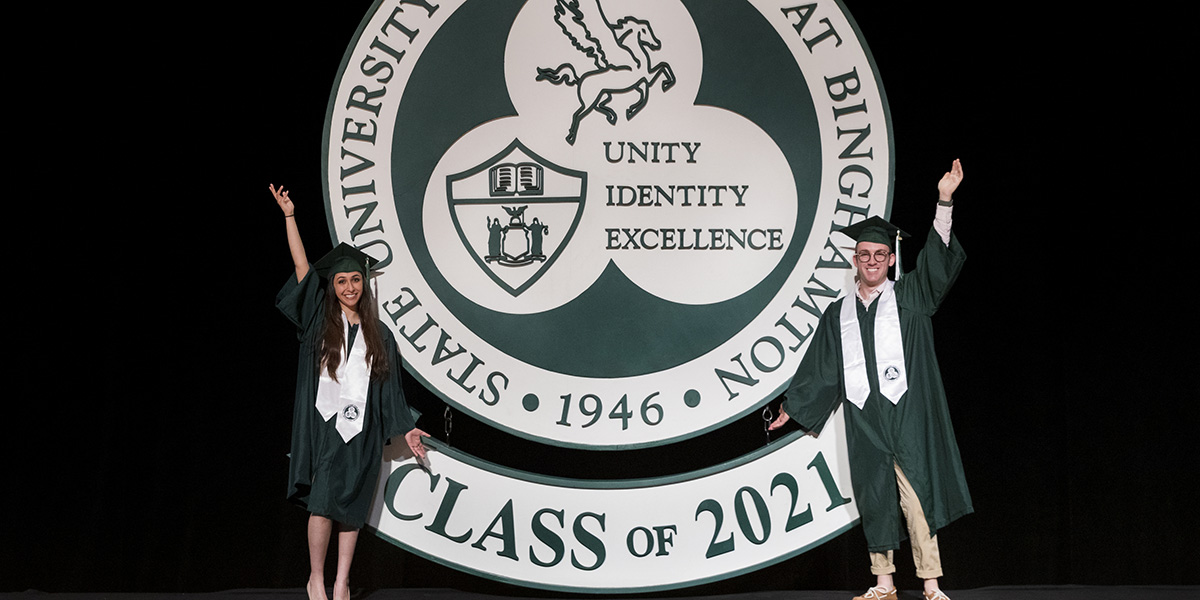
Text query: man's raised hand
938 159 963 203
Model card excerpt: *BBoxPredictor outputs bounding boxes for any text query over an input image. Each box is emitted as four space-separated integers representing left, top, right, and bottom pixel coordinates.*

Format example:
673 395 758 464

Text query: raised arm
270 183 309 282
937 158 964 204
931 159 963 246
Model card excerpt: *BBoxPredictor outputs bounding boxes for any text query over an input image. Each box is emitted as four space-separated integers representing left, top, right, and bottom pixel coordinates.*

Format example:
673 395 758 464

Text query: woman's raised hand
270 183 295 217
271 183 309 281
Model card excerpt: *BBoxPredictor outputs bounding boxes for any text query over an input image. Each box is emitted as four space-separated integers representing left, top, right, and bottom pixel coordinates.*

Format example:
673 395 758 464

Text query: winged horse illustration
535 0 676 145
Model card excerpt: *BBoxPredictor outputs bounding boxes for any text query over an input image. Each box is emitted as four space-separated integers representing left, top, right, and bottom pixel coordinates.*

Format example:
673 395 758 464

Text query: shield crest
447 139 586 297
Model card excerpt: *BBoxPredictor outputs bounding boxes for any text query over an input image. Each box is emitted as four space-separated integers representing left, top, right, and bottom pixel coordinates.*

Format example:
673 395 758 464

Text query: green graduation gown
782 227 972 552
276 270 417 528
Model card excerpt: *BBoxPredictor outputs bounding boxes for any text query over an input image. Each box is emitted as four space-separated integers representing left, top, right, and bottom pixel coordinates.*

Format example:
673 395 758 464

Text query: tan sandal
852 586 897 600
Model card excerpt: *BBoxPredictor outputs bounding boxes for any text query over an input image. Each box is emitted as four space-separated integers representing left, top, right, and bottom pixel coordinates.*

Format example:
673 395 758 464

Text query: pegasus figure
536 0 676 145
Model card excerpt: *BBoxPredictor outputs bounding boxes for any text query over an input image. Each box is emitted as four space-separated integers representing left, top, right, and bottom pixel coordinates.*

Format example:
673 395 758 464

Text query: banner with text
324 0 891 590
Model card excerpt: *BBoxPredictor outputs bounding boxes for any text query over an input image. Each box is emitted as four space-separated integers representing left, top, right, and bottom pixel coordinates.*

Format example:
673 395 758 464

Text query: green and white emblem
446 139 586 296
324 0 891 590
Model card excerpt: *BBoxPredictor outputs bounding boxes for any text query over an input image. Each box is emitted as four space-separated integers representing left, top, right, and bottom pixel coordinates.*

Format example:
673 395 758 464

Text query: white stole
840 280 908 410
315 314 370 443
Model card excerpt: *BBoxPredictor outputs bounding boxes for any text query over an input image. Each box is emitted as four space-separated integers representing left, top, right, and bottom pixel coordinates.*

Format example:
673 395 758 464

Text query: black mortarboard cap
312 243 378 280
836 216 911 249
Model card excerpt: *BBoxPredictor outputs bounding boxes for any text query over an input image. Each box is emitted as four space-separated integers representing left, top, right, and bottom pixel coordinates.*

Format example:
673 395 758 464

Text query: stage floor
3 587 1197 600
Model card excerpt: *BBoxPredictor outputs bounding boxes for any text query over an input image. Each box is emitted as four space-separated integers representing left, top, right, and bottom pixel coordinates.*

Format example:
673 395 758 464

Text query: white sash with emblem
314 314 370 443
840 279 908 410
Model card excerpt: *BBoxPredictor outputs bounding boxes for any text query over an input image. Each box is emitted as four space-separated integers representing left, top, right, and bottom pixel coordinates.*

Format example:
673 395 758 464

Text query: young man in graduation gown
769 160 970 600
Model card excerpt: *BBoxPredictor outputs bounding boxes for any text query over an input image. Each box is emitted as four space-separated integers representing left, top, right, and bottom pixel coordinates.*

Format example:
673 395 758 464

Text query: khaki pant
869 462 943 579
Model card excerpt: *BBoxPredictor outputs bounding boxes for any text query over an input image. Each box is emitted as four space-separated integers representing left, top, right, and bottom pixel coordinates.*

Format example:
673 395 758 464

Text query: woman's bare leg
307 515 332 600
332 526 360 600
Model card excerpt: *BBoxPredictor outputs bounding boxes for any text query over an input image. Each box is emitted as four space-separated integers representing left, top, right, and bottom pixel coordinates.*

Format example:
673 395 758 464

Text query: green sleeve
380 326 419 439
895 228 966 316
781 302 845 435
275 267 324 339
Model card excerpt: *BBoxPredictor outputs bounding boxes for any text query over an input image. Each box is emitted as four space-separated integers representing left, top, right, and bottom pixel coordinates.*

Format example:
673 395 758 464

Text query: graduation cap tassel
894 232 904 281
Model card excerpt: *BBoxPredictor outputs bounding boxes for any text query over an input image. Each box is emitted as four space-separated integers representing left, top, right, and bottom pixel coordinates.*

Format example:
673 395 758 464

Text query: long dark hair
319 277 389 381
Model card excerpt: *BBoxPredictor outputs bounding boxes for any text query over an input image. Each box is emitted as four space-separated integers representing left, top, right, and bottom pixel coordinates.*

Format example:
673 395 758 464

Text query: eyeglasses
855 250 892 263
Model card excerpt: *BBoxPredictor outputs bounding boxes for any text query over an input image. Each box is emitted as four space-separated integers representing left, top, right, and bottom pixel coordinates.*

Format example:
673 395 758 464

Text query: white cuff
933 203 953 246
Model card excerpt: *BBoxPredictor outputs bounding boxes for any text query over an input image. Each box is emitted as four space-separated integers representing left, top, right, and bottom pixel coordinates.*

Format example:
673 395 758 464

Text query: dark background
8 0 1194 594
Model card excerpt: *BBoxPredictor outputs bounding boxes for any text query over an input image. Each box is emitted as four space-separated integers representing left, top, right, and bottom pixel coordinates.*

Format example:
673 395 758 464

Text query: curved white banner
369 410 858 593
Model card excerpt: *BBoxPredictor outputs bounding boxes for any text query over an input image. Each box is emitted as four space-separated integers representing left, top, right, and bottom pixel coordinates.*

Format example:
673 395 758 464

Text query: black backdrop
8 0 1196 594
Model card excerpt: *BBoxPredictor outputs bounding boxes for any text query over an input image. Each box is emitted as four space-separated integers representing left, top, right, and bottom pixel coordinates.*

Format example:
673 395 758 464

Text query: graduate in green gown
769 160 970 600
270 184 429 600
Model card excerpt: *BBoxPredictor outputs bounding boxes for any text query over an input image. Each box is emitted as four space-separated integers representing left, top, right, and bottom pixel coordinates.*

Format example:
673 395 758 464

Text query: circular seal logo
326 0 891 591
342 404 360 421
324 0 890 451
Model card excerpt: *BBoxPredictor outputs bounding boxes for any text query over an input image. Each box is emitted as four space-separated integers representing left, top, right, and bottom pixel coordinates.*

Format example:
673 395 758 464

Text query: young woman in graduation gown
270 184 428 600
